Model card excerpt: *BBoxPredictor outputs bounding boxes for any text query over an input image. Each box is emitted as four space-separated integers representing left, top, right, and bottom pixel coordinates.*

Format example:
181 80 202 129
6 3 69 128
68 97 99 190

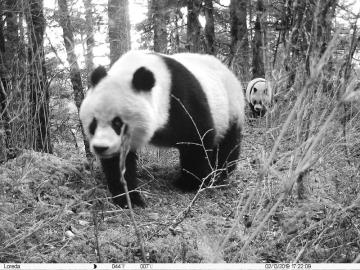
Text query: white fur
80 51 171 152
80 50 245 156
170 53 245 142
246 78 271 110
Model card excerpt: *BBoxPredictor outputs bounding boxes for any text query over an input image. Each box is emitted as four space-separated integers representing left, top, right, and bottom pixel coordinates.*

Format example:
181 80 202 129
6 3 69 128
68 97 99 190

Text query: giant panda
79 51 245 207
246 78 271 117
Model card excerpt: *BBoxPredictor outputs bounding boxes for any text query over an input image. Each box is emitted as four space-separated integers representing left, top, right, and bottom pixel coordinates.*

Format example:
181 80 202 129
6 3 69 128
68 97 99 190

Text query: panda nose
254 105 262 111
93 145 109 154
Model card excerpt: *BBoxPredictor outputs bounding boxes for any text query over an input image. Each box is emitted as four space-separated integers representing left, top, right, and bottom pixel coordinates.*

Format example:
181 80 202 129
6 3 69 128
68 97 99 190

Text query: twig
92 209 102 263
167 95 219 232
118 125 147 262
169 167 223 232
218 178 261 252
169 174 206 233
353 252 360 263
232 192 285 262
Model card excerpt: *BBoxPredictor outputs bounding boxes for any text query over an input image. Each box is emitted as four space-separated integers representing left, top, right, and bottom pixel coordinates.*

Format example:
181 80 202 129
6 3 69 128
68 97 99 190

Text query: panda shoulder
108 51 169 84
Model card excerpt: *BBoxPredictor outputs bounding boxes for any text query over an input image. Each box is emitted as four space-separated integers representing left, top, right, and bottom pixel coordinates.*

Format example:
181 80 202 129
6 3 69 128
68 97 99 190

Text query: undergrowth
1 47 360 262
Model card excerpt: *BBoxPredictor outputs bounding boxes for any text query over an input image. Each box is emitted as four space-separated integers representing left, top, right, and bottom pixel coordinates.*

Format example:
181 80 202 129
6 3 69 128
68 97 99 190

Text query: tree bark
151 0 168 53
58 0 92 159
0 0 16 157
230 0 249 77
108 0 131 66
252 0 265 78
26 0 52 153
204 0 215 55
173 8 181 52
83 0 95 78
186 0 202 53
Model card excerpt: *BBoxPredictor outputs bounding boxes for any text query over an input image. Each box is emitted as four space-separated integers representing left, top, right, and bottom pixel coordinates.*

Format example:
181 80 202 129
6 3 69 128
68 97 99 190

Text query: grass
1 56 360 262
1 96 359 263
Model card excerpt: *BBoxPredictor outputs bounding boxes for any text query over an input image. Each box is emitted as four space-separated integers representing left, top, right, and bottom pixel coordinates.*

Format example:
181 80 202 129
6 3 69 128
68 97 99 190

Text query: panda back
169 53 245 141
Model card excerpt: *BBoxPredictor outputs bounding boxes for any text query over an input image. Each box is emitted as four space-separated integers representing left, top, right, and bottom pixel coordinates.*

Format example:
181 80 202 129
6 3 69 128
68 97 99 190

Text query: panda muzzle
254 104 264 111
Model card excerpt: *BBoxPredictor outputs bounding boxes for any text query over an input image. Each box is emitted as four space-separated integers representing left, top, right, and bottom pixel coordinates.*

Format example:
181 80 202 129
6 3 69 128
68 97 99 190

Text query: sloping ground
0 115 359 263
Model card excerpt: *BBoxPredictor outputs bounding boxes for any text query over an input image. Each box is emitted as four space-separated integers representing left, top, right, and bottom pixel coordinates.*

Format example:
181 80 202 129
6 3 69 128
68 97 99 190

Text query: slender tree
83 0 95 78
151 0 168 53
204 0 215 55
108 0 131 65
230 0 249 77
0 0 16 157
26 0 52 153
173 7 181 52
252 0 265 78
58 0 92 158
187 0 202 52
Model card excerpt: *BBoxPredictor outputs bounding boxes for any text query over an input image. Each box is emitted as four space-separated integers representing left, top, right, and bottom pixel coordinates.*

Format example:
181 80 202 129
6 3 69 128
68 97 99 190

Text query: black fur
91 66 107 87
150 55 241 191
249 103 266 118
89 118 97 135
132 67 155 91
111 116 124 135
100 151 145 207
214 122 242 180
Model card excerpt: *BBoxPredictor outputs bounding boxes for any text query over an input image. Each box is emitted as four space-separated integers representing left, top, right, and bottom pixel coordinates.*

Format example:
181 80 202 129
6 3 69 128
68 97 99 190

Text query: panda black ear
132 67 155 92
90 66 107 87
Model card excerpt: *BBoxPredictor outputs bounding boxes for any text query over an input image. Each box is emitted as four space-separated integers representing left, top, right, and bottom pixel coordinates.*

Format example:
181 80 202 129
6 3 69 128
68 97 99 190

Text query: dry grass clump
232 67 360 262
0 150 100 262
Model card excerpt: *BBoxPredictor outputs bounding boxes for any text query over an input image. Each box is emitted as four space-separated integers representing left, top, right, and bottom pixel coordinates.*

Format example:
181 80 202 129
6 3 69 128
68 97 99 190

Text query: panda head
246 78 271 117
79 52 170 158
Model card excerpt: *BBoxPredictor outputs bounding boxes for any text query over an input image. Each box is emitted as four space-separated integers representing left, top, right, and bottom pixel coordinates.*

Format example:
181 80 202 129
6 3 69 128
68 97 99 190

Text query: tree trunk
186 0 202 53
251 0 265 78
0 0 16 157
58 0 92 159
317 0 337 56
0 78 12 159
108 0 131 66
151 0 168 53
204 0 215 55
26 0 52 153
230 0 249 78
173 8 181 52
83 0 95 78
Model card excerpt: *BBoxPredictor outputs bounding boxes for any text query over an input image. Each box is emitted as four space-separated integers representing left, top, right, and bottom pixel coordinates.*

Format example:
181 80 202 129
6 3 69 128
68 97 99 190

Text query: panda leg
175 145 213 191
100 151 145 207
215 123 242 180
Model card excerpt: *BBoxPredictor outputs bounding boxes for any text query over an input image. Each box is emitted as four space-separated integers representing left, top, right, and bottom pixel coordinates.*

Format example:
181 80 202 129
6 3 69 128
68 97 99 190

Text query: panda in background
246 78 271 118
79 51 245 207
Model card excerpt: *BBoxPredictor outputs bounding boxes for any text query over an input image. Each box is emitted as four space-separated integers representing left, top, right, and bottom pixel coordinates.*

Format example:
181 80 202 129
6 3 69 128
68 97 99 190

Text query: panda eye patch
253 87 257 93
89 118 97 135
111 116 124 135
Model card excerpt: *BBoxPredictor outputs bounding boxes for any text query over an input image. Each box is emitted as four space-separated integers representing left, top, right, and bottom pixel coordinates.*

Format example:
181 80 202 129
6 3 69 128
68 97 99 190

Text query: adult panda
246 78 271 117
79 51 245 207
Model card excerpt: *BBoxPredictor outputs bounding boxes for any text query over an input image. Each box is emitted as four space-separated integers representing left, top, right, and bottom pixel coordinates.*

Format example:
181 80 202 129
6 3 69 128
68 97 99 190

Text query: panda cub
79 51 245 207
246 78 271 117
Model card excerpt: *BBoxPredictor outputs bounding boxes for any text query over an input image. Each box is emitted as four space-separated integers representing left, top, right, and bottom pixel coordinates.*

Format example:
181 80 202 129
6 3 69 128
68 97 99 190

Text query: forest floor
0 111 359 263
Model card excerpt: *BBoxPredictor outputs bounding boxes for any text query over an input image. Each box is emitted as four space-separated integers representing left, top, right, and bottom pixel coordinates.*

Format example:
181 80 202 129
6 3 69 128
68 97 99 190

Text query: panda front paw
112 191 146 208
